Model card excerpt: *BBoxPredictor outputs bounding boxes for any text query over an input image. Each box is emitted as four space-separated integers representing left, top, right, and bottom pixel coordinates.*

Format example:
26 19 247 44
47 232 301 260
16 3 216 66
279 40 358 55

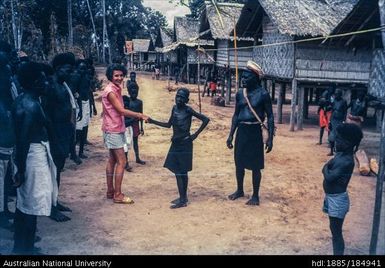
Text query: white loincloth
76 100 91 130
16 142 58 216
123 126 133 153
0 147 14 212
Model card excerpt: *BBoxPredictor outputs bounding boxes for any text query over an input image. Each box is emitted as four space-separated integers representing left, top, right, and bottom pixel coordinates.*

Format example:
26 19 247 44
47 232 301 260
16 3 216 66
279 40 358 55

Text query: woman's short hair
106 64 127 81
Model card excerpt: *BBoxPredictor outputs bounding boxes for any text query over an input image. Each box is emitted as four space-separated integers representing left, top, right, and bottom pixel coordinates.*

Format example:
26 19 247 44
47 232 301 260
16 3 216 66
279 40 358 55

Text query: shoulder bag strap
243 88 268 130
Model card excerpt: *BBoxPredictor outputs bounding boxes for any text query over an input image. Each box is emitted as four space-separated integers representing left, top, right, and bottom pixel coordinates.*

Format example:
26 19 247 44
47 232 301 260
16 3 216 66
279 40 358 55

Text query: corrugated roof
259 0 359 36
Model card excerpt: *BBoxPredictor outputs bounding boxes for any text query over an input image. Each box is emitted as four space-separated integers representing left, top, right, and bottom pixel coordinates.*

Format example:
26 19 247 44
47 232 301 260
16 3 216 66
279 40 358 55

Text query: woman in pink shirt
102 64 148 204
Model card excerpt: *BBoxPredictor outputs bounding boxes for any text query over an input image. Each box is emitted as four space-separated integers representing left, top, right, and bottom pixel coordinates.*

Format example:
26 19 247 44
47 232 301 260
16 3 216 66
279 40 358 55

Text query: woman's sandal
113 194 134 204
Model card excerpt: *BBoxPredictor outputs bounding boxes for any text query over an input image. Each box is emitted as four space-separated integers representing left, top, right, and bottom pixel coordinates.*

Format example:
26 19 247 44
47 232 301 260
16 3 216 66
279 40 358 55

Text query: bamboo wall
165 51 177 63
296 45 372 83
187 47 214 64
216 40 252 69
216 40 229 67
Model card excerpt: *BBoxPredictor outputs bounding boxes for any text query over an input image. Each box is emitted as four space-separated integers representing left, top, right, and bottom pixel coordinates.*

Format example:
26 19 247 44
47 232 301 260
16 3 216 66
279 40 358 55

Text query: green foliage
0 0 168 61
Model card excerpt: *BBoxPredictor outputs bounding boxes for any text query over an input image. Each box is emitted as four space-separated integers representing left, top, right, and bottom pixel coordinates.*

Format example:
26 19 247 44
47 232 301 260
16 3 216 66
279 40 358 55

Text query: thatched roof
132 39 154 52
330 0 381 47
238 0 359 37
174 16 200 42
162 39 215 53
200 2 250 40
163 16 214 53
155 28 173 49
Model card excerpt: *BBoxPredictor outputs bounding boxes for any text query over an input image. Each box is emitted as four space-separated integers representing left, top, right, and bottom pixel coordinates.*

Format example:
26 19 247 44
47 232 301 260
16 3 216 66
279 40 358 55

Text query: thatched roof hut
199 2 245 40
174 16 200 43
132 39 154 53
236 0 360 39
155 28 173 51
235 0 381 130
198 1 252 71
259 0 358 37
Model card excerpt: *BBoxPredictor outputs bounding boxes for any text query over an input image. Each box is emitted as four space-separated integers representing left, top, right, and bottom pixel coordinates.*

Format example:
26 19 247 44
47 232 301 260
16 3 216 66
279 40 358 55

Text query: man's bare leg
228 166 245 200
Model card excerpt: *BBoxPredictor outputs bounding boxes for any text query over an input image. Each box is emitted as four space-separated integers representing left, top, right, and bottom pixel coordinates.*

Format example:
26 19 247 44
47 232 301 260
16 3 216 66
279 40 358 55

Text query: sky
142 0 191 27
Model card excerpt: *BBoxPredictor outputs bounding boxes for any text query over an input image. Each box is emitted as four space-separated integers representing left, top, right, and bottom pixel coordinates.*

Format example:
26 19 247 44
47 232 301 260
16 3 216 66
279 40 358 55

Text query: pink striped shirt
101 82 125 133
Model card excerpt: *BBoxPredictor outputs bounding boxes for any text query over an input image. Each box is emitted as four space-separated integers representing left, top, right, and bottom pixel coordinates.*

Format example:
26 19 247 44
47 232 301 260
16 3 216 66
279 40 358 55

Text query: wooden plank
370 108 385 254
296 86 304 130
187 63 190 84
290 79 297 131
304 88 309 119
277 82 283 124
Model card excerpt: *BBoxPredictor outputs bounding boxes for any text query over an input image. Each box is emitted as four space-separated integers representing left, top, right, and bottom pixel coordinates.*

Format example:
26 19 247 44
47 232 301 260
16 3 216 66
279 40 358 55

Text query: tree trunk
102 0 106 64
67 0 73 47
10 0 18 49
86 0 100 62
380 0 385 46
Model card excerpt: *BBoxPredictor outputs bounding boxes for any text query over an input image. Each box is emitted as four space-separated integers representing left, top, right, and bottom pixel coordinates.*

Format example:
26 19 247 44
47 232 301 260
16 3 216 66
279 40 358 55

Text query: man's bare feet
170 198 188 204
56 202 72 212
136 159 146 165
49 206 71 222
170 202 187 209
228 191 244 200
246 196 260 206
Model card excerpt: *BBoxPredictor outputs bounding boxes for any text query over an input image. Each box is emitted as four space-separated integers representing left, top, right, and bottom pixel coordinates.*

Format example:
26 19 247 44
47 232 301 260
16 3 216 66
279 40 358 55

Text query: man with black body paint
148 88 209 209
226 61 274 206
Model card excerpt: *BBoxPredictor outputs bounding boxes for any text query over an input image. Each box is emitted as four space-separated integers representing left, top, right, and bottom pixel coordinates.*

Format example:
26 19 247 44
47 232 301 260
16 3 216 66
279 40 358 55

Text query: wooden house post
271 80 276 102
226 69 232 105
370 108 385 254
290 78 297 131
304 88 309 119
369 0 385 254
266 80 271 93
309 88 314 104
277 82 284 124
296 85 305 130
187 63 190 84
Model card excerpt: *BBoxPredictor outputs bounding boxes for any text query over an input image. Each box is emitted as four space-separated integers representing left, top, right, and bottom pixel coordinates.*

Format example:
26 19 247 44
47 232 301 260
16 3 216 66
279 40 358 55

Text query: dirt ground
0 70 382 255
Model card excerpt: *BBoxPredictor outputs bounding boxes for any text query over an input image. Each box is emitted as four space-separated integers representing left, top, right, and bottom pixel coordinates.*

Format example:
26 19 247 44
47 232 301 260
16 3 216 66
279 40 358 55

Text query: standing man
226 61 274 206
74 60 92 159
0 51 15 229
174 65 180 85
125 83 146 165
12 62 58 254
328 89 347 156
44 53 76 222
126 71 138 92
347 90 366 128
317 89 333 145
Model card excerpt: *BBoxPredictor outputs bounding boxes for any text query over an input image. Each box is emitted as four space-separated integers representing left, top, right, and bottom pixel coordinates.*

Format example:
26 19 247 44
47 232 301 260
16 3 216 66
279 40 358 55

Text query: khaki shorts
103 132 126 150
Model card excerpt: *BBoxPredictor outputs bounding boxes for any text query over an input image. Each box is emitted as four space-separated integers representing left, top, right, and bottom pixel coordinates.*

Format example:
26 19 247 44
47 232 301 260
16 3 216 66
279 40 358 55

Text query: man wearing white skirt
12 62 58 254
75 60 92 159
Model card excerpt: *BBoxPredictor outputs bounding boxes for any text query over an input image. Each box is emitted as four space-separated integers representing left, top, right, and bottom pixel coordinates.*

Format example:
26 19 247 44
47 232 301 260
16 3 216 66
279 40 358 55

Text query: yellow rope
202 25 385 52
